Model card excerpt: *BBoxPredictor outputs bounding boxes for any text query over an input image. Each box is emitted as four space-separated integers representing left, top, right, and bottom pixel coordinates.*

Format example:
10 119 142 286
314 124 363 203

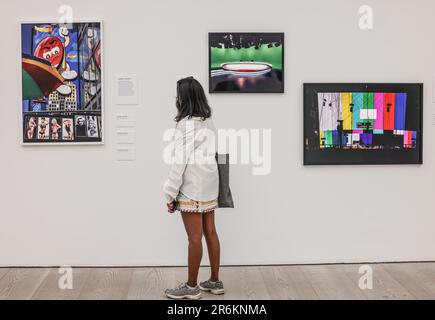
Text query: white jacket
163 117 219 202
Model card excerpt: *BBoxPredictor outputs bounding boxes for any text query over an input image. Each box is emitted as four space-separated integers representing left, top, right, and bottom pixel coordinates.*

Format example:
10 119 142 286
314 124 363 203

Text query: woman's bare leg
202 211 220 281
181 212 203 287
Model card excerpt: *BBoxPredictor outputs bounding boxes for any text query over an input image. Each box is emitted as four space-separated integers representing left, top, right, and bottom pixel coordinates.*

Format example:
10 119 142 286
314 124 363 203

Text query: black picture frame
303 83 423 165
208 32 284 93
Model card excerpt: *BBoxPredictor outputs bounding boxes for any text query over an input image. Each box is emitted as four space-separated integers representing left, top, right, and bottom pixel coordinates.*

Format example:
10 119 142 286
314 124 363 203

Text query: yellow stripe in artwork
319 130 325 148
341 92 352 130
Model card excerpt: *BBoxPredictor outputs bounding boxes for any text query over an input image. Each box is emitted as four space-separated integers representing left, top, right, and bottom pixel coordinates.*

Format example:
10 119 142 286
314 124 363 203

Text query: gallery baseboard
1 260 435 269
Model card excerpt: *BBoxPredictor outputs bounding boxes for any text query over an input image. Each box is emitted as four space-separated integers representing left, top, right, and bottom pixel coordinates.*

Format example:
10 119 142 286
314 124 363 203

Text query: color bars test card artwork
303 83 423 165
209 33 284 93
21 22 103 144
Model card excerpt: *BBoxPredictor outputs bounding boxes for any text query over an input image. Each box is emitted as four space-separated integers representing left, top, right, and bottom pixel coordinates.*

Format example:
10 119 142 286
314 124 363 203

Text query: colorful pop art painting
21 22 103 144
304 84 423 165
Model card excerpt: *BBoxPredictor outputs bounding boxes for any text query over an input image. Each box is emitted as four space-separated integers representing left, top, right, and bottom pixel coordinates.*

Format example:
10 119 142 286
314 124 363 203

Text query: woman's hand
167 201 176 214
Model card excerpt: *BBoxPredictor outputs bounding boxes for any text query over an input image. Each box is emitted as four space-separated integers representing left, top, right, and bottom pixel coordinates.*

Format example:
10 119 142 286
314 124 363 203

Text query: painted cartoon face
34 36 64 68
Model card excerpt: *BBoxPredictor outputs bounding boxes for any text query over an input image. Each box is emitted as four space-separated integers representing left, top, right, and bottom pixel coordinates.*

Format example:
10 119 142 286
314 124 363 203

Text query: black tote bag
215 153 234 208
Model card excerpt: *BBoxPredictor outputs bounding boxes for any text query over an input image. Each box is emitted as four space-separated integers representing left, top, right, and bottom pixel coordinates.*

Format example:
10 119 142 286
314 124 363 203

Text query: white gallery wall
1 0 435 266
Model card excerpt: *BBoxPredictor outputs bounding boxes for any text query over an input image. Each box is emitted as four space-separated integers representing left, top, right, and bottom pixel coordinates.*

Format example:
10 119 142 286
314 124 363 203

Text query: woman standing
50 118 61 140
163 77 224 300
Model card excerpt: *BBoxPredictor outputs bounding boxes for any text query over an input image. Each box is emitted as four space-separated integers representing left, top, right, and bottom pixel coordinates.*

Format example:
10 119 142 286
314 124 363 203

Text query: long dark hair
175 77 211 122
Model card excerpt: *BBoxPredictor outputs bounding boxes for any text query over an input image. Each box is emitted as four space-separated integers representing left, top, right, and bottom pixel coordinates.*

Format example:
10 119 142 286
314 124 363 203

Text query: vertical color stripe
361 92 374 130
341 92 353 130
394 93 407 130
384 93 396 130
319 130 325 148
373 92 384 130
352 92 363 130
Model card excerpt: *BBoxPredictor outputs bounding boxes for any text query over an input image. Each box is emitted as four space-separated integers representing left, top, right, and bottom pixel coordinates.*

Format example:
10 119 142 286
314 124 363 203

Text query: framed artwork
21 22 103 144
209 32 284 93
304 83 423 165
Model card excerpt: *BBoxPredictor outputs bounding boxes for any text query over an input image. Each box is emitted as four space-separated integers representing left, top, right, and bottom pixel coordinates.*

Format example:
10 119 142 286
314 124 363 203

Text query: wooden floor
0 263 434 300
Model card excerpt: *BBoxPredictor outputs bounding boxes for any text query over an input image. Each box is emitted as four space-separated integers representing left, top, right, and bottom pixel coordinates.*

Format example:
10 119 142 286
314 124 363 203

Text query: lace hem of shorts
178 205 217 213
